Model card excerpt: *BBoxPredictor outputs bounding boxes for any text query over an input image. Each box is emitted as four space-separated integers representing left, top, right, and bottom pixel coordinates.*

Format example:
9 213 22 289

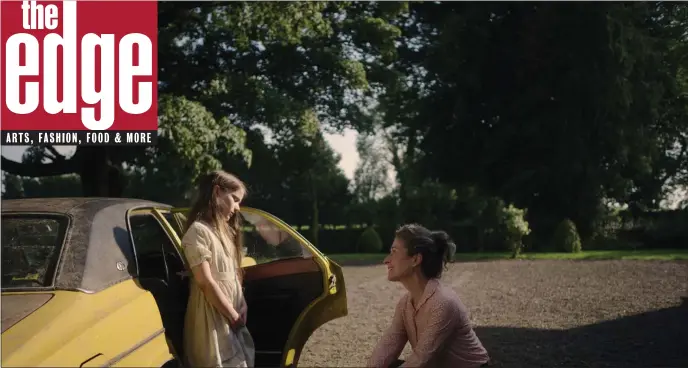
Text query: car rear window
2 215 68 289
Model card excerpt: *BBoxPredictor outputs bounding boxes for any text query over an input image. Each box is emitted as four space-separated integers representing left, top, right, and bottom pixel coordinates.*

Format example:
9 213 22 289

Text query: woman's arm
191 261 242 326
367 297 409 368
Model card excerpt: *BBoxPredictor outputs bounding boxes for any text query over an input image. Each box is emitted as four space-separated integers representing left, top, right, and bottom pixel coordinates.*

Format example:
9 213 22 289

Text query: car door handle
80 353 107 367
328 274 336 292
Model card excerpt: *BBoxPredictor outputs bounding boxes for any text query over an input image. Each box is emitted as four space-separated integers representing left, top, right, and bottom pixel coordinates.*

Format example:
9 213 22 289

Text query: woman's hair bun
431 230 455 261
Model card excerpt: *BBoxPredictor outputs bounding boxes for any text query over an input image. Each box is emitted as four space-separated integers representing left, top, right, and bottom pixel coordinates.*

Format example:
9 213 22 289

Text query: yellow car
2 198 347 367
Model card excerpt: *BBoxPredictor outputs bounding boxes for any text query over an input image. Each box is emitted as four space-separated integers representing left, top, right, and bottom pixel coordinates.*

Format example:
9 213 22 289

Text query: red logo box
1 0 158 146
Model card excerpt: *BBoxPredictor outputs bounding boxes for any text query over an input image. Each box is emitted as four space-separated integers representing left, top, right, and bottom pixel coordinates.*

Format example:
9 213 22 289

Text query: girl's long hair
185 170 247 282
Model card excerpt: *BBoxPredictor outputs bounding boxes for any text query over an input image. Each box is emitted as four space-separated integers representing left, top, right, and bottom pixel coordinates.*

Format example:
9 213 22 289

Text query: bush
502 204 531 258
357 226 383 253
463 196 531 255
633 209 688 249
590 206 624 240
553 219 582 253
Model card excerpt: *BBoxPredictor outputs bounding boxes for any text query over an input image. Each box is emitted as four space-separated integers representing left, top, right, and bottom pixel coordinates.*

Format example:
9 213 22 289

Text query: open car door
159 207 347 367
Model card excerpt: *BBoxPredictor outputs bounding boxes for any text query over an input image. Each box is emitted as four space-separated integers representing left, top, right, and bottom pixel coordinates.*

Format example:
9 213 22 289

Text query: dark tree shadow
477 297 688 368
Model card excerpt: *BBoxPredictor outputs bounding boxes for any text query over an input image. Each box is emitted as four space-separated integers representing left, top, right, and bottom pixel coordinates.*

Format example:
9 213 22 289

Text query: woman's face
383 237 419 282
215 185 244 219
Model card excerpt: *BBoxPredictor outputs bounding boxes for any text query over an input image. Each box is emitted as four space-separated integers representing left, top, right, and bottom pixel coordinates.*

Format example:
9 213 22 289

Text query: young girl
182 170 255 367
368 224 490 368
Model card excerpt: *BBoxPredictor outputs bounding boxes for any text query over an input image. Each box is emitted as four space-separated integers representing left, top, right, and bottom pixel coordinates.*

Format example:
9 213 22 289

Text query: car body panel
2 197 170 293
1 198 347 368
1 198 179 368
1 281 173 367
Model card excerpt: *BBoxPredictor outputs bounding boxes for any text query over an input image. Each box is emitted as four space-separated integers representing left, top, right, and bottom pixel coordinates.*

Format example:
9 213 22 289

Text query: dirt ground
299 260 688 367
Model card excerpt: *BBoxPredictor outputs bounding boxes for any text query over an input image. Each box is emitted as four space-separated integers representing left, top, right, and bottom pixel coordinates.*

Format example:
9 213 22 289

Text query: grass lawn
328 249 688 265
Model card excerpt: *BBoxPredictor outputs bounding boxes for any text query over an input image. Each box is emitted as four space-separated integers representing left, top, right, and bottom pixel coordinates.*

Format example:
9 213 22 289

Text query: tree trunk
309 170 319 248
477 231 485 253
385 130 417 223
79 147 124 197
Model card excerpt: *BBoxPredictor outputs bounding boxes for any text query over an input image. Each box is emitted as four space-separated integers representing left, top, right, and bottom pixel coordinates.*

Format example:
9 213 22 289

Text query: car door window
163 212 184 239
1 215 67 288
172 210 313 266
129 213 177 278
240 211 312 264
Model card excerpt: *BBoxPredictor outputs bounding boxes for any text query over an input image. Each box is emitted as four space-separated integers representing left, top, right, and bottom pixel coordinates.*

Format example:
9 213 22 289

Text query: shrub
464 195 531 255
357 226 383 253
553 219 582 253
502 204 531 258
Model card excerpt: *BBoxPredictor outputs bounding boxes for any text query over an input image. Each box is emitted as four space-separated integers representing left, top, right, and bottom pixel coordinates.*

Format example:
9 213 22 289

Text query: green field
328 249 688 265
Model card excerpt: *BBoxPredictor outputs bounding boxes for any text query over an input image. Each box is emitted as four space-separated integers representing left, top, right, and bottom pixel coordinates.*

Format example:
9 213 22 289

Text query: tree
216 125 354 230
2 173 25 199
2 173 82 199
1 2 407 197
352 132 393 203
374 2 688 244
124 95 250 205
272 131 353 246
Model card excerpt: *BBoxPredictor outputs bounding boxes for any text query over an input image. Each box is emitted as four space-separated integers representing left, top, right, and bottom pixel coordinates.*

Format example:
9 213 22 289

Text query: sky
323 129 359 179
0 129 361 179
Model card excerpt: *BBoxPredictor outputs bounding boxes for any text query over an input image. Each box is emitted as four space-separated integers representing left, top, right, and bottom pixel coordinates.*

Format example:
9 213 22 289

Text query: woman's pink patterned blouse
368 279 490 368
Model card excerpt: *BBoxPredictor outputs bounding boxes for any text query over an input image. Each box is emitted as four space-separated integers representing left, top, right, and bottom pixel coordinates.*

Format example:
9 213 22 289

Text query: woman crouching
367 224 490 368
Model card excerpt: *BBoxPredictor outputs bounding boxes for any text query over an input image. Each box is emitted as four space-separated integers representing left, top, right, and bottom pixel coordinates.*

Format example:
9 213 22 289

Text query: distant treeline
283 209 688 254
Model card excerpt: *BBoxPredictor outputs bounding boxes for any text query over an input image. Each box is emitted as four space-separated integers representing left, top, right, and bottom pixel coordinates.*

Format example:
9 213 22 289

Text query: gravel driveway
300 260 688 367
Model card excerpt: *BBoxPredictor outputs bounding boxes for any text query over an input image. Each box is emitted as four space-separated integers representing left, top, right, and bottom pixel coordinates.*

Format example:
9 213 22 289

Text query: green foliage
469 197 531 256
375 2 688 246
404 179 458 227
553 219 583 253
3 2 407 197
1 173 24 199
125 94 251 205
3 1 686 253
356 226 384 253
353 132 393 203
218 128 355 228
591 205 624 239
158 1 407 139
328 249 688 264
1 173 82 199
347 193 402 252
618 209 688 250
503 204 532 257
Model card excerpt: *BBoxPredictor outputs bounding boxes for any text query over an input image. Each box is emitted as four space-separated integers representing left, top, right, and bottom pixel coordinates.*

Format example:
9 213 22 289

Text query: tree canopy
3 1 687 252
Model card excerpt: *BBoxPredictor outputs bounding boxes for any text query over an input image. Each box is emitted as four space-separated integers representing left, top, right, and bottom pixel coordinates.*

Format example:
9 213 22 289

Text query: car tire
162 358 182 368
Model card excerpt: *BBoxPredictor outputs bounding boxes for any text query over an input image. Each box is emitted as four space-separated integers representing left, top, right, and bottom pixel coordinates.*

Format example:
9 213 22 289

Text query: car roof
2 197 172 293
2 197 169 214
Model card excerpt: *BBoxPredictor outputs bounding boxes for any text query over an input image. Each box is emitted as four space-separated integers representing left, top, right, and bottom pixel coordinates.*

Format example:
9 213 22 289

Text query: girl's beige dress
182 221 256 368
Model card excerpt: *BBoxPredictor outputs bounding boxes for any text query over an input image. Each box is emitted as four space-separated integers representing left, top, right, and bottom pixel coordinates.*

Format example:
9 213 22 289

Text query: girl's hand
229 309 244 330
239 303 248 325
